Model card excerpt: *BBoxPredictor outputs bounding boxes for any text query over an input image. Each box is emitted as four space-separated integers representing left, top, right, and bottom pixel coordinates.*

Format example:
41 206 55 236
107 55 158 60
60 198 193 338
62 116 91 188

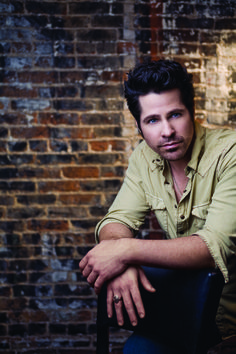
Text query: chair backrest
96 267 224 354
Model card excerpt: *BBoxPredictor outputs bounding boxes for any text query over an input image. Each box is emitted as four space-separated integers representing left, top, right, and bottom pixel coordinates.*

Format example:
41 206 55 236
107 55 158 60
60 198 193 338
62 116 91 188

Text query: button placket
175 202 187 236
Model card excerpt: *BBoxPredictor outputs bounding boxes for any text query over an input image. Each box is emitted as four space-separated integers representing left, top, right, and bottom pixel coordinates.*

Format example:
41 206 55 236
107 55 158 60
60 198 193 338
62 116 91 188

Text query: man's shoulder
131 140 155 159
205 126 236 150
198 126 236 175
129 140 162 174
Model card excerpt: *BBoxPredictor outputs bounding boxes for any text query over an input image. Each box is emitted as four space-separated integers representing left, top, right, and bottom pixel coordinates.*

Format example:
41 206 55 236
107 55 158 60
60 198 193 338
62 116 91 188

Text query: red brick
0 298 27 311
62 167 99 178
38 181 80 193
70 128 94 139
17 71 58 84
27 220 69 231
76 310 92 321
89 141 109 151
117 42 136 54
0 113 35 125
11 127 50 139
38 113 80 125
59 194 100 205
89 140 127 152
1 86 37 98
18 168 60 179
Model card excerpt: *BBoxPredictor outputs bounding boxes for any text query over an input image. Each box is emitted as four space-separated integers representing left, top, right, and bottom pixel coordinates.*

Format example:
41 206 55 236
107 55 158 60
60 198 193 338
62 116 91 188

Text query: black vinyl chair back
96 267 224 354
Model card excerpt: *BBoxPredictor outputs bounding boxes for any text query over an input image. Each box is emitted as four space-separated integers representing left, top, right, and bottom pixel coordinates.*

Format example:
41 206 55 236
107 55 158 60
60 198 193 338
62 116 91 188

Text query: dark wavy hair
124 60 195 130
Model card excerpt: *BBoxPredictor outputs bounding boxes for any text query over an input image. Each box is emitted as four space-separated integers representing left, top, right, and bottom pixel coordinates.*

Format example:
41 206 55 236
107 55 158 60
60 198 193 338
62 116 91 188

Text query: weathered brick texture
0 0 236 352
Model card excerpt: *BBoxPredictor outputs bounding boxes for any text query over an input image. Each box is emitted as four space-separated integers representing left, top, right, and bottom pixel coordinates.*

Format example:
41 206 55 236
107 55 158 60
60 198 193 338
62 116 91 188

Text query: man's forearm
99 222 134 241
125 235 215 269
99 224 215 269
80 232 216 294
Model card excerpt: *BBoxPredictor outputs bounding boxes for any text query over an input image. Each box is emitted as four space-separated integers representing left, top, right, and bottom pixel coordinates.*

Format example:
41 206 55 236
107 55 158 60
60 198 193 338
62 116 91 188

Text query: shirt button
180 215 185 220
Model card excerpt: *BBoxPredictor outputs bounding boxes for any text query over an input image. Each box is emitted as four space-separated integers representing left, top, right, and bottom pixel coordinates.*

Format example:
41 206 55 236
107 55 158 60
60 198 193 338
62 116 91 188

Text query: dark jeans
123 333 185 354
123 330 222 354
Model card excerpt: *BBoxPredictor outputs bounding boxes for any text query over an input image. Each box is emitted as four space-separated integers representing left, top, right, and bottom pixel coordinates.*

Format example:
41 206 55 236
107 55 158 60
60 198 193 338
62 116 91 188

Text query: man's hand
106 266 156 327
79 239 131 294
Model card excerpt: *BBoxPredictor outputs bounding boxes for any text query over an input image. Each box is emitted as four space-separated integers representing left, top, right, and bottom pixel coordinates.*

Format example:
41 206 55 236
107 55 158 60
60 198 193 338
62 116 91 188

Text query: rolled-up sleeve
197 144 236 283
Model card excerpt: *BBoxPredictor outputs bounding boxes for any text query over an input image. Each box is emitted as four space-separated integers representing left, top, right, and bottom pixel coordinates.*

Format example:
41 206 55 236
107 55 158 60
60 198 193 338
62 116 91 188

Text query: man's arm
79 223 215 325
80 232 215 292
129 234 215 269
98 222 134 241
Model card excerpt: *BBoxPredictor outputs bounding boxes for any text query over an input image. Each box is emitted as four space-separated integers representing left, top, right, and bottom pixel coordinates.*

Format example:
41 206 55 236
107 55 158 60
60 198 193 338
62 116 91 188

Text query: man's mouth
160 141 182 149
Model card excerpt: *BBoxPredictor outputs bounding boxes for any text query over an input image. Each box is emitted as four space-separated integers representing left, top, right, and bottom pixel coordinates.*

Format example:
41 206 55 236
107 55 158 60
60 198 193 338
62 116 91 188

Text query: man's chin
159 150 185 161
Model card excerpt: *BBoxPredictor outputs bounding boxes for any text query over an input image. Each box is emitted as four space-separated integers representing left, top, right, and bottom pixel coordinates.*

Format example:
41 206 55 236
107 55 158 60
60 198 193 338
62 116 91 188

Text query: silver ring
113 295 122 304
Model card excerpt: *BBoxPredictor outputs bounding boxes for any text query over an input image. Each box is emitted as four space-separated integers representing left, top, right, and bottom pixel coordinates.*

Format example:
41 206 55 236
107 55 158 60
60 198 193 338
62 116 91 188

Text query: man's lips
159 140 182 149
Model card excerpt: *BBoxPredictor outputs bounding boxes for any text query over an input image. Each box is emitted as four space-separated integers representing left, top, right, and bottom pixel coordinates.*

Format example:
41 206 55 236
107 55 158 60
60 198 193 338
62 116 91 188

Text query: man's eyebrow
167 108 185 116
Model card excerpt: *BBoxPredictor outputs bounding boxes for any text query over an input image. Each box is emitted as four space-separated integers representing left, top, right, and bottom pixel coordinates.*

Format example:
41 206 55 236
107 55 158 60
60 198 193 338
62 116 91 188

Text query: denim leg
123 333 179 354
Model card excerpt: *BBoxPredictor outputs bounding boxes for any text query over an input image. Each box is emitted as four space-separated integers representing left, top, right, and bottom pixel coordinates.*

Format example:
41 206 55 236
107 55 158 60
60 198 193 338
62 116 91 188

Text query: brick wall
0 0 236 353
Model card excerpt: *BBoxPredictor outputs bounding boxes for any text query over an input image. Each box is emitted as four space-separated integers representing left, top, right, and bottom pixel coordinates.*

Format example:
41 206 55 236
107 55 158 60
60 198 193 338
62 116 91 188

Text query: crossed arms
79 222 215 326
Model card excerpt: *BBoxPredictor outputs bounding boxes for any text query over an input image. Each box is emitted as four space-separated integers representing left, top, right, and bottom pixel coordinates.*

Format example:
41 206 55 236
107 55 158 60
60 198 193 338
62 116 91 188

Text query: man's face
139 89 194 164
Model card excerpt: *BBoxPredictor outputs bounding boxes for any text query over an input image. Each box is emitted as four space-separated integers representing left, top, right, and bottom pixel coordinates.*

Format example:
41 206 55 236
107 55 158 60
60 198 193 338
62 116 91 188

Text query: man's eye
148 118 158 124
171 112 181 118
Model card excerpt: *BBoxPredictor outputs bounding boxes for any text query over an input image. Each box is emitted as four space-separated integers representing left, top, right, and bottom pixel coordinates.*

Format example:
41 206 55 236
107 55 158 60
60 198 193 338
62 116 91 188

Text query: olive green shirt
95 121 236 339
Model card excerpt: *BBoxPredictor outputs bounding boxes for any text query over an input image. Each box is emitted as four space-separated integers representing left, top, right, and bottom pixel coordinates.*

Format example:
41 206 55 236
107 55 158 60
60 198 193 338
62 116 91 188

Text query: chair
96 267 224 354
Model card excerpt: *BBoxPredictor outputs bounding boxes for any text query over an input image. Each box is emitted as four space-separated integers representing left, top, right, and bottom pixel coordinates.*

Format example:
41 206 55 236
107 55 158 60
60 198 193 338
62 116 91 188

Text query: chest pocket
191 202 210 230
145 193 167 232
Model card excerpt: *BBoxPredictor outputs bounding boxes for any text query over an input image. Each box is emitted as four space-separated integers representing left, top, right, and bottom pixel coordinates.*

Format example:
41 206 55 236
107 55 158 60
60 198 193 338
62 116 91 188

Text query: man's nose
161 120 175 137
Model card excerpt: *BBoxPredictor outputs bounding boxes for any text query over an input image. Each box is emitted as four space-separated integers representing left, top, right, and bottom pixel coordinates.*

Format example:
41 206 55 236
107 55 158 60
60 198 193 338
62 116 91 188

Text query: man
79 60 236 353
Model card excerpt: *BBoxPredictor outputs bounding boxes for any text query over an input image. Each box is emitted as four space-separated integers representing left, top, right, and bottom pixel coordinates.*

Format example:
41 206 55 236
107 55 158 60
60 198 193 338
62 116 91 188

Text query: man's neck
168 137 194 175
169 159 189 175
169 159 190 203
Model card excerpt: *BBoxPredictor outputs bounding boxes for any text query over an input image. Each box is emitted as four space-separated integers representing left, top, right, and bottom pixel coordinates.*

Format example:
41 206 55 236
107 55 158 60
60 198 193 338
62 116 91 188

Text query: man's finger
138 267 156 293
107 285 125 326
113 296 124 326
86 270 98 287
82 264 92 278
93 275 106 294
122 291 138 326
79 256 87 271
130 285 145 320
107 288 114 318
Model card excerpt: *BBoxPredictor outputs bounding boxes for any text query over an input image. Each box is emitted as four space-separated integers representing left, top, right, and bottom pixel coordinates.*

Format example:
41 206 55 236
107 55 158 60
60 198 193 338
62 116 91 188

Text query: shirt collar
187 120 205 172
